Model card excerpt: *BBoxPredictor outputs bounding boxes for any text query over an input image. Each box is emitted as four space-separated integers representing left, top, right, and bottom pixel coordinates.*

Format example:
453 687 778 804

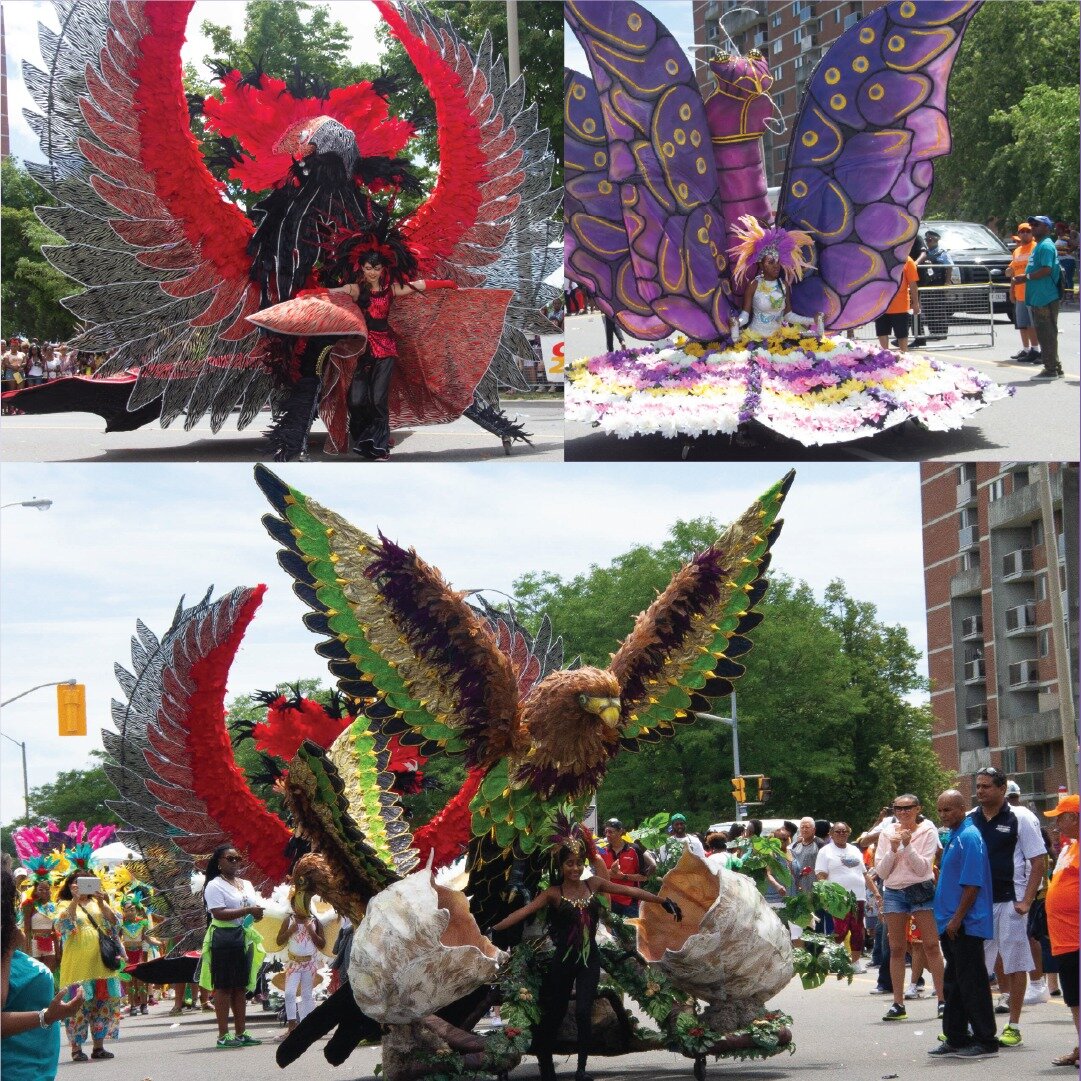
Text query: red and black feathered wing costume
10 0 560 453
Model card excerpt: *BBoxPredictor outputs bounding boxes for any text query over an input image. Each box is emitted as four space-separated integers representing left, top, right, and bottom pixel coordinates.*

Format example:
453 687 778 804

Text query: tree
0 750 123 858
928 0 1080 223
0 158 80 341
511 522 952 835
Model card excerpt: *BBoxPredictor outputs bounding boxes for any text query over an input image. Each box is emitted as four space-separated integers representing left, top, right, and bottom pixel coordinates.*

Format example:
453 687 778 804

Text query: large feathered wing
609 472 793 750
24 1 268 431
779 0 984 328
102 585 291 948
564 0 740 341
255 465 526 771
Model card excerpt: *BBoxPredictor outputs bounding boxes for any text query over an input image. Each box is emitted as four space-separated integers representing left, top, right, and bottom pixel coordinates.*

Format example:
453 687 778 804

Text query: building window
1037 573 1048 601
771 11 783 28
959 463 976 483
959 507 978 530
1027 743 1055 771
1012 468 1030 491
835 7 842 21
792 1 802 17
773 37 782 54
988 478 1006 501
776 145 787 161
1039 629 1050 657
843 11 859 29
794 26 803 42
1000 747 1018 774
961 549 980 571
794 54 805 70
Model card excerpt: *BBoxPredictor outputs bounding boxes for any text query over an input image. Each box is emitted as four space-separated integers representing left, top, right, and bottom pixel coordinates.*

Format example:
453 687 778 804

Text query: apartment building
692 0 889 187
920 463 1079 809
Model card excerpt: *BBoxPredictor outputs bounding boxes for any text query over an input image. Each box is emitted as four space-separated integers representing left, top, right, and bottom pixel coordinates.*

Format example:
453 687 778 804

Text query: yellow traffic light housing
57 683 87 736
731 776 747 802
757 775 772 803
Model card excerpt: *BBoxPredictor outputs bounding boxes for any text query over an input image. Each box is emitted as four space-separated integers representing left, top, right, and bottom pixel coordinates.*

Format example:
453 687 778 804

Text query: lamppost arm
0 679 77 709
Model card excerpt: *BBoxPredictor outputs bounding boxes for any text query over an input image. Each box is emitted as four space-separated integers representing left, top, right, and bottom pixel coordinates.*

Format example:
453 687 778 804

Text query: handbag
84 907 124 971
901 879 935 905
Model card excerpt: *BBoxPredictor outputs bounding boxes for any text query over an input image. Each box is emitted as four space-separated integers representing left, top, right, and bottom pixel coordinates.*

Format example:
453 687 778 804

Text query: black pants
533 950 600 1058
603 314 626 353
940 930 996 1049
348 351 395 456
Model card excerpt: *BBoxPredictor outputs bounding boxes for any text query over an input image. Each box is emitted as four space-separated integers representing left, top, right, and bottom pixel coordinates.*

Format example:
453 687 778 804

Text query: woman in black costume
491 838 682 1081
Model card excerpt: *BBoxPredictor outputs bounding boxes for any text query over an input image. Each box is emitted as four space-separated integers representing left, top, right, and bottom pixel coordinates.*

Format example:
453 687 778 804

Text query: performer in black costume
491 836 682 1081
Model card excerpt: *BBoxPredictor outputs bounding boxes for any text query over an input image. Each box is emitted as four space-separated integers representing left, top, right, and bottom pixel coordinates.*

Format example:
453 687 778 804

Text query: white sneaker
852 961 867 974
994 993 1011 1015
904 985 923 1000
1023 978 1049 1005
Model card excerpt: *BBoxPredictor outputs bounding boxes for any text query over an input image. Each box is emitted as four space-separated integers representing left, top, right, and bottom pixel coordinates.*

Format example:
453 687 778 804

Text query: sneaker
1009 349 1031 361
916 977 926 989
1024 978 1049 1005
869 986 891 995
852 961 867 974
234 1032 262 1047
216 1034 240 1049
998 1024 1022 1047
995 993 1011 1015
1051 988 1062 997
1018 349 1042 364
928 1042 963 1057
954 1044 998 1058
140 1005 148 1016
1033 367 1063 379
904 985 923 1000
883 1003 908 1021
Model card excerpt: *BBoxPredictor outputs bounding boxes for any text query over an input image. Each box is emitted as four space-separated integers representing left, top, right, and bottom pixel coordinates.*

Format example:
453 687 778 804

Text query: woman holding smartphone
55 873 124 1062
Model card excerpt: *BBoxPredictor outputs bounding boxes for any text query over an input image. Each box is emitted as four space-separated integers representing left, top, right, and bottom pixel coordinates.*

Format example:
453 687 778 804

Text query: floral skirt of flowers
63 978 122 1046
565 331 1014 446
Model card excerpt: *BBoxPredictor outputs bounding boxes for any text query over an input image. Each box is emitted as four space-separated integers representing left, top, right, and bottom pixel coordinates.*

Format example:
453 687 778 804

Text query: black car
921 221 1015 321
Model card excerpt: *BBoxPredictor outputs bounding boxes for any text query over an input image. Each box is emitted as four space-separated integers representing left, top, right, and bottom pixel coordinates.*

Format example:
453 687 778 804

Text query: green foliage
928 0 1080 224
0 159 80 340
790 931 855 990
512 522 950 836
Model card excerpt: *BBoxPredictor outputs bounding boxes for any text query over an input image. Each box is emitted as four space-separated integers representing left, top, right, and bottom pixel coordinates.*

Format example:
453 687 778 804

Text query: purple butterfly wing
564 69 669 340
780 0 984 329
565 0 739 341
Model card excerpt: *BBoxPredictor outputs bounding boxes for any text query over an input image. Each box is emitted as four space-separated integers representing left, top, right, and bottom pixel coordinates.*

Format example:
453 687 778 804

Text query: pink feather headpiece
729 214 816 286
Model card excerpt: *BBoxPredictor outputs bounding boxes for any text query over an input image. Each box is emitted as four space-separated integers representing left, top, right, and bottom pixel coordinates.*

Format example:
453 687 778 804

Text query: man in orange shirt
1008 224 1040 364
876 255 921 352
1043 793 1078 1068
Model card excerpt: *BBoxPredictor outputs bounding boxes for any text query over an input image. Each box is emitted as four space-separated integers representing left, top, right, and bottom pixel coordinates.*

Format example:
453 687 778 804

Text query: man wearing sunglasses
816 822 881 973
968 767 1047 1048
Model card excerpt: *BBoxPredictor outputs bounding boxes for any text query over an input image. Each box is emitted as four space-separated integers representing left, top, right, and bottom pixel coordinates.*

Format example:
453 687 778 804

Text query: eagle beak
579 693 622 728
292 885 311 917
600 702 621 727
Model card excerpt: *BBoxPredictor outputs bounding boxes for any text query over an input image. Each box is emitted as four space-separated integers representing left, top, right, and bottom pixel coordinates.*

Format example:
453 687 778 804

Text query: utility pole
699 692 742 820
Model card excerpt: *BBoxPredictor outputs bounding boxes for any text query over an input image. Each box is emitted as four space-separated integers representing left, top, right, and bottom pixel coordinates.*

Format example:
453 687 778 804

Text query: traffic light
57 683 87 736
757 775 772 803
731 776 747 803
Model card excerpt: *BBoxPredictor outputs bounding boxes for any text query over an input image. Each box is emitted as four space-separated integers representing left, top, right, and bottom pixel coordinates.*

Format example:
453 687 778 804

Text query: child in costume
19 858 60 974
490 822 683 1081
274 888 326 1036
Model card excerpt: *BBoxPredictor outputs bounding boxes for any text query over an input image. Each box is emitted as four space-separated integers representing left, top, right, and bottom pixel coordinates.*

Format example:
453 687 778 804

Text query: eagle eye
577 693 588 707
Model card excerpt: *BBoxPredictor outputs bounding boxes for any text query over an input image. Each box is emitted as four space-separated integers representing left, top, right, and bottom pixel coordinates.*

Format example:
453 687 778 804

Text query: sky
0 461 929 825
566 1 696 75
3 0 384 165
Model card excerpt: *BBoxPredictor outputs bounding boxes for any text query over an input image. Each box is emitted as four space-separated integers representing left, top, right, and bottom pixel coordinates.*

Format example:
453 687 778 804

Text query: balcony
956 479 977 507
1007 659 1040 689
958 524 979 550
999 706 1063 748
1002 547 1034 581
752 30 768 48
964 704 989 730
800 33 817 51
988 469 1061 530
951 566 982 598
721 0 766 35
964 659 986 684
798 4 816 23
1005 603 1037 635
960 614 983 640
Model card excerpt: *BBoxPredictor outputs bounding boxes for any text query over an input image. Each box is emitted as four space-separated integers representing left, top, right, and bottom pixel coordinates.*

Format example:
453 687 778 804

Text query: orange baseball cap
1044 793 1079 816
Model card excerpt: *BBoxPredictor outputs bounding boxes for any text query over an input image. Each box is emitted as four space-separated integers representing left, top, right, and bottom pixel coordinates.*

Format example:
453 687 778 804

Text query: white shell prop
633 848 792 1004
351 866 506 1023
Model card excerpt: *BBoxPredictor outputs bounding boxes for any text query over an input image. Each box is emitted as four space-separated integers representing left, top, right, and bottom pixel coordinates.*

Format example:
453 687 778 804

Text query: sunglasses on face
223 855 242 862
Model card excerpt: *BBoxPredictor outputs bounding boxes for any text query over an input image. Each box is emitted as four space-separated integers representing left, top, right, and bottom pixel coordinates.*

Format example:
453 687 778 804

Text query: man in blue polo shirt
1012 215 1063 379
929 788 996 1059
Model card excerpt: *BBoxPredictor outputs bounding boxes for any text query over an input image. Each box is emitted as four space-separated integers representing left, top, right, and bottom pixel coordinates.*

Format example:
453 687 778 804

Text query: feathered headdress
547 809 597 862
13 821 116 861
23 853 60 887
729 214 816 286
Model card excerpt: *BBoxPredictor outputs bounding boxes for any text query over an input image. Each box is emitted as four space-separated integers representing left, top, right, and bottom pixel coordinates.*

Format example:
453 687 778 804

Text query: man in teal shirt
1012 215 1063 378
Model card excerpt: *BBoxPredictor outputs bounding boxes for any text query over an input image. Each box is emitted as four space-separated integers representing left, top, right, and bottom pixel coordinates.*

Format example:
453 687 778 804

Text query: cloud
0 461 927 824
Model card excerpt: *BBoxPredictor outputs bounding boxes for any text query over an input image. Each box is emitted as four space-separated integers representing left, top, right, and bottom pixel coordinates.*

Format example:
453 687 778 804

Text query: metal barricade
848 271 1003 349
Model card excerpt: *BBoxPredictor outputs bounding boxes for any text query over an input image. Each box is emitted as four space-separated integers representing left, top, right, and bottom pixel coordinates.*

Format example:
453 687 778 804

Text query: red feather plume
203 71 415 193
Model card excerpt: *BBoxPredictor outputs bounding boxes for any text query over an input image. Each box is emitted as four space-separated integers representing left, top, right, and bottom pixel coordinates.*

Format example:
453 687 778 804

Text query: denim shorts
1014 300 1033 328
882 885 934 915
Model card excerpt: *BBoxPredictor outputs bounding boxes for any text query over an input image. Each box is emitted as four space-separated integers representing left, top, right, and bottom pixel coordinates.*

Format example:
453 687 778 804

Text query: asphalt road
564 309 1080 463
63 967 1074 1081
0 396 564 464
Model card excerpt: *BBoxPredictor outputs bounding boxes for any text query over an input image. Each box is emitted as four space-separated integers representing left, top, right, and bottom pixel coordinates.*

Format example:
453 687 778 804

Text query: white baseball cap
1005 780 1021 797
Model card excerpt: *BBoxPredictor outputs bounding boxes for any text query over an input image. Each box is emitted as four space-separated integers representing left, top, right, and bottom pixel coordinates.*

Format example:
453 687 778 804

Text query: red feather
203 71 415 194
412 767 484 869
251 696 351 762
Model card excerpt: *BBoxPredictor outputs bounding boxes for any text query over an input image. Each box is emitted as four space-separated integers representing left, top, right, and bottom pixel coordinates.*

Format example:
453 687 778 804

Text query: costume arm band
423 279 458 291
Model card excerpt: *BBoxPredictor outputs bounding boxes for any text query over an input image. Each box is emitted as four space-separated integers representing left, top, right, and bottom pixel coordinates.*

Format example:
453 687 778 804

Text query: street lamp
0 679 78 823
699 692 743 821
0 499 53 511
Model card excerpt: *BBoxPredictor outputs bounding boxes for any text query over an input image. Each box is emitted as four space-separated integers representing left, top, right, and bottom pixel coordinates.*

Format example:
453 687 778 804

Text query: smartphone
76 876 101 895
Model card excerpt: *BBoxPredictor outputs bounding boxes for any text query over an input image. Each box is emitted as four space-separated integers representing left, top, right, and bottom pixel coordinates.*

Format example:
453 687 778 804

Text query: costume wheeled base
567 331 1013 447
